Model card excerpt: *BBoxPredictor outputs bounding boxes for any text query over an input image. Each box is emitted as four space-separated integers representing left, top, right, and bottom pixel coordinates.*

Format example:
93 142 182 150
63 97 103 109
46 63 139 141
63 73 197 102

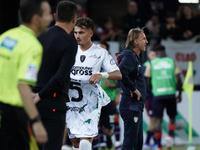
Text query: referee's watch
30 115 41 125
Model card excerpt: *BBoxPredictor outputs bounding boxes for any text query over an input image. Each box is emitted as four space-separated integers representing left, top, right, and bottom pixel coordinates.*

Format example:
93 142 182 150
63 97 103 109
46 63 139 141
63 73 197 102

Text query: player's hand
89 73 103 84
32 121 48 144
130 89 141 100
33 93 41 104
32 93 37 99
114 94 120 105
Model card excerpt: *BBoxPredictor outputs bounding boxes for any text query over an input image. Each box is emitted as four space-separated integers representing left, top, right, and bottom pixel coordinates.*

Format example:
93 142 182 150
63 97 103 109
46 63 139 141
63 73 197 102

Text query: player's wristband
30 115 41 125
99 72 109 79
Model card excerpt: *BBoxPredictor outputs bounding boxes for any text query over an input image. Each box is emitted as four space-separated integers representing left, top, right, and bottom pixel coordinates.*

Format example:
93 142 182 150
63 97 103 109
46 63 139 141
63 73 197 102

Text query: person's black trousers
37 95 67 150
120 110 143 150
0 102 29 150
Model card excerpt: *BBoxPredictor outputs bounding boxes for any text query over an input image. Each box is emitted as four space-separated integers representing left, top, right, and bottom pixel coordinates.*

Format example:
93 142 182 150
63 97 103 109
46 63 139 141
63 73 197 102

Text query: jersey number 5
69 82 83 102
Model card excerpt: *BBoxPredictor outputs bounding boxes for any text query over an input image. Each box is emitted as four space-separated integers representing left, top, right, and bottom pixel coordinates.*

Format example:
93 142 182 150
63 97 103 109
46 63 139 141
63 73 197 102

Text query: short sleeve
101 52 119 72
17 44 42 86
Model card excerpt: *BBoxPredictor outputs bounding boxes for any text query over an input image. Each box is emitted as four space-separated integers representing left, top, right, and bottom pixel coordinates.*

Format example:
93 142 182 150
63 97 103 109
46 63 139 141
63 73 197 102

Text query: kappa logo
80 55 86 63
134 116 138 123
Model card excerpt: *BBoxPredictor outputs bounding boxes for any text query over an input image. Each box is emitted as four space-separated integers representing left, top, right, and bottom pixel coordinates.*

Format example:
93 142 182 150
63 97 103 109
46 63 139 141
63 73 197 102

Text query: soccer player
143 49 157 149
144 44 182 150
118 27 148 150
0 0 52 149
66 17 122 150
32 1 78 150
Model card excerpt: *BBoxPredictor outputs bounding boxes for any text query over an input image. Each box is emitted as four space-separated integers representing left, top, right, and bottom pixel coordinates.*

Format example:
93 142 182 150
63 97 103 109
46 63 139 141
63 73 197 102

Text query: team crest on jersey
110 59 115 65
134 116 138 123
80 55 86 63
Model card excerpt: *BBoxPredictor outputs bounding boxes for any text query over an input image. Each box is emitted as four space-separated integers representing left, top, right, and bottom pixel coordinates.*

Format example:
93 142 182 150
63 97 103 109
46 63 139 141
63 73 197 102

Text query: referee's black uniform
33 26 77 150
118 48 146 150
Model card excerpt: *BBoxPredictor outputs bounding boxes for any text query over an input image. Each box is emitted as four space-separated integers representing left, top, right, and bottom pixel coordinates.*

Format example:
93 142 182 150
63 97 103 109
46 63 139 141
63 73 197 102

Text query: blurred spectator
150 0 165 23
132 0 152 23
146 13 160 35
91 21 103 41
160 12 181 40
121 0 146 35
77 3 88 18
177 4 199 40
100 17 122 41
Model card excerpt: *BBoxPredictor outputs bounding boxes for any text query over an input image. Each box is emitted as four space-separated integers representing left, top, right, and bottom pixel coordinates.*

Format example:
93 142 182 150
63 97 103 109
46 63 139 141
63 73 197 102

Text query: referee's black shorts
0 102 30 150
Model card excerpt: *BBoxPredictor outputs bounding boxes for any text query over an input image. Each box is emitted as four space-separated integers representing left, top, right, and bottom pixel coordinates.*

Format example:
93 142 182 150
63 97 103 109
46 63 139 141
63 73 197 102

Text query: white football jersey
67 43 119 138
70 44 119 80
66 79 110 138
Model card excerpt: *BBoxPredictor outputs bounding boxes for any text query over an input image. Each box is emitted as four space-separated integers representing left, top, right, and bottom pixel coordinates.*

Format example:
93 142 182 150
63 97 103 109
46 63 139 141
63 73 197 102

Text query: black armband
30 115 41 125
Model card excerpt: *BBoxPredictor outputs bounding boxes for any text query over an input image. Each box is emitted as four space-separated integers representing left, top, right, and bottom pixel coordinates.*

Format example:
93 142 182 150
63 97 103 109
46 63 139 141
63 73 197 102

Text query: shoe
157 147 163 150
61 144 72 150
116 147 122 150
143 144 151 149
150 144 158 150
115 141 121 148
165 135 174 148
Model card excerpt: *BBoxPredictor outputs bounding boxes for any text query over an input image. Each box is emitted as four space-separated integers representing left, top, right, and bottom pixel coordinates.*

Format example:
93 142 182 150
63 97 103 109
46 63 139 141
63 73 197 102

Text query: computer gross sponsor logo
71 66 92 76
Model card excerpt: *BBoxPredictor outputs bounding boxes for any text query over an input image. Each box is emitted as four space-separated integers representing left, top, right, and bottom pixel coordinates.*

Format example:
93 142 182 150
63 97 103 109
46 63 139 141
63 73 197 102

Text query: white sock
73 147 79 150
79 139 92 150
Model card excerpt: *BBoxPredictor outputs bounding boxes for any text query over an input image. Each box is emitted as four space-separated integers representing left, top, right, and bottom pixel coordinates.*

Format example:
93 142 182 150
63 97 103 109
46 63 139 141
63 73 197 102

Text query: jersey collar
19 25 35 37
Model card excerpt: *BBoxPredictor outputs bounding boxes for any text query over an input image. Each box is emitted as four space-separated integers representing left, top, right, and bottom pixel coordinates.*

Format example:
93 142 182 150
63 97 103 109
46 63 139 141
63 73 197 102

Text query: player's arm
107 70 122 80
18 83 48 144
18 44 47 144
118 54 141 100
89 52 122 84
176 73 182 102
101 51 122 81
175 62 182 102
89 70 122 84
144 63 152 89
114 87 121 105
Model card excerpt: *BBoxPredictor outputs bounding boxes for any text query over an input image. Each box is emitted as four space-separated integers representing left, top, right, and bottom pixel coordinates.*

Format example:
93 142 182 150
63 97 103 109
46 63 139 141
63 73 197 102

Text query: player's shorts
145 97 154 117
100 100 116 129
66 80 110 139
152 95 177 118
145 91 154 116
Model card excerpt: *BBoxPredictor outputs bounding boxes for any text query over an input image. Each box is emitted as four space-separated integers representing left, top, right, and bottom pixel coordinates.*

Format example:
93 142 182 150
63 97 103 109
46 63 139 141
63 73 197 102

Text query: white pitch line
187 146 196 150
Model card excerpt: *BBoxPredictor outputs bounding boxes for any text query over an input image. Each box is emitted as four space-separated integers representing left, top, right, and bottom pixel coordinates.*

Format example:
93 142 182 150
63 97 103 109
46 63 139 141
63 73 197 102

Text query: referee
0 0 52 149
32 1 78 150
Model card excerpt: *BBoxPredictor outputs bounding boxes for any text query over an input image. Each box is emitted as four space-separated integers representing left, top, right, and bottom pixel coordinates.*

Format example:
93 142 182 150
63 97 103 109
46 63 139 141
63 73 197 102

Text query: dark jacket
118 48 146 112
33 26 78 100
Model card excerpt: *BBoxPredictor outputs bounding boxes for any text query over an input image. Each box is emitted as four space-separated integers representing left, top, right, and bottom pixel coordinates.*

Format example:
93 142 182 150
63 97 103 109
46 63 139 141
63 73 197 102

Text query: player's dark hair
98 41 110 51
125 27 144 50
151 44 167 57
20 0 46 24
75 17 94 31
56 1 77 23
